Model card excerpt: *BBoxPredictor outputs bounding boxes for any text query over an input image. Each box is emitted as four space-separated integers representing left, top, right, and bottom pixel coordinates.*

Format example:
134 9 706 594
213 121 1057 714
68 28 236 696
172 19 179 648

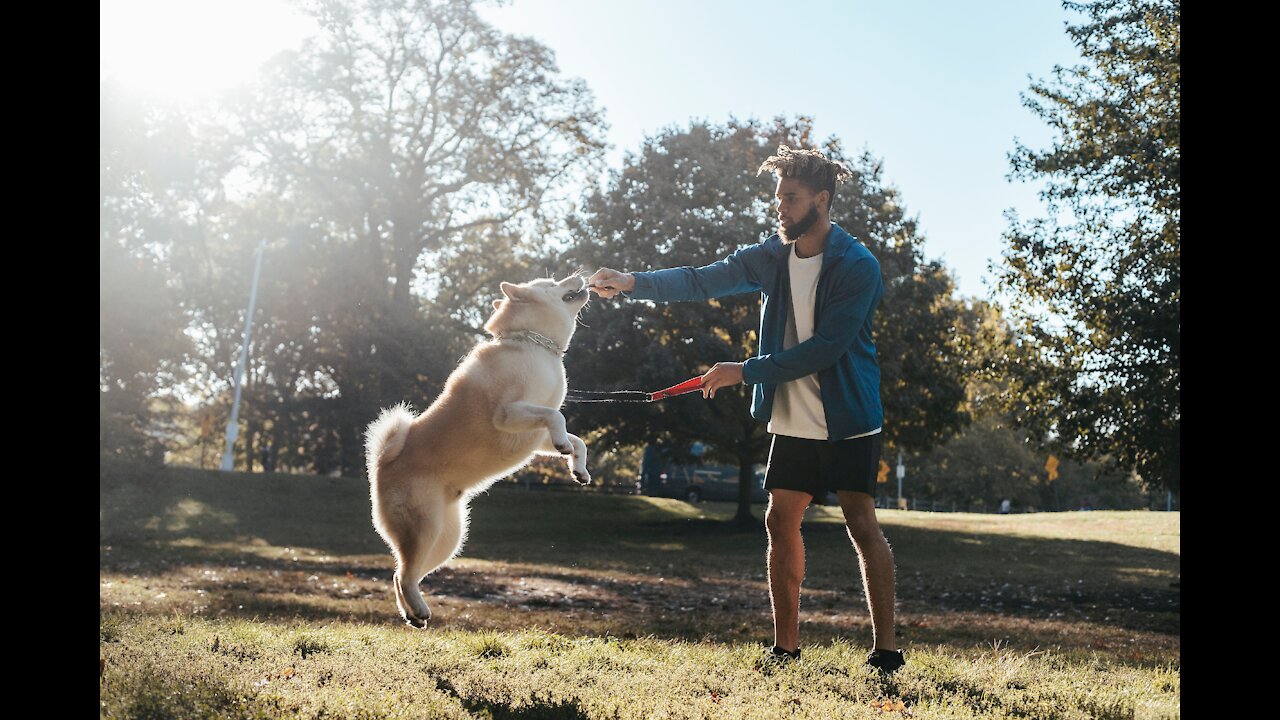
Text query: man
588 145 905 674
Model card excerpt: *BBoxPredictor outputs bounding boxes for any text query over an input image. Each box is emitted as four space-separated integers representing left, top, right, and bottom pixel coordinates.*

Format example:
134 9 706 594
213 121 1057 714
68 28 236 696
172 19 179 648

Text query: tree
205 0 606 474
100 81 195 460
565 117 972 522
99 78 293 470
992 0 1179 491
902 297 1151 512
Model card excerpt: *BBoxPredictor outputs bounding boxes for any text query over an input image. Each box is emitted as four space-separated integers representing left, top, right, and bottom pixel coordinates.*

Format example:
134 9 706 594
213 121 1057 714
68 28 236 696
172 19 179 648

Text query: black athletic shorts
763 432 883 498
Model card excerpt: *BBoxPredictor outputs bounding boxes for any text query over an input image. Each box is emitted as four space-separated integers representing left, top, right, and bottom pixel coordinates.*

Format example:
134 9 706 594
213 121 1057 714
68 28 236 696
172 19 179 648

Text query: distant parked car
639 443 768 503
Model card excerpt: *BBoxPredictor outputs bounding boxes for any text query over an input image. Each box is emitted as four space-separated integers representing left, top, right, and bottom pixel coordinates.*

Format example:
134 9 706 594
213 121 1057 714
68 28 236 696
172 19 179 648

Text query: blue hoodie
627 223 884 439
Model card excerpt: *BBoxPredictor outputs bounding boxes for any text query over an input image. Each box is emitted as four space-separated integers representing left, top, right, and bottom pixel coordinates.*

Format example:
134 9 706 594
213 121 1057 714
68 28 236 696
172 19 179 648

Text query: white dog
364 275 592 627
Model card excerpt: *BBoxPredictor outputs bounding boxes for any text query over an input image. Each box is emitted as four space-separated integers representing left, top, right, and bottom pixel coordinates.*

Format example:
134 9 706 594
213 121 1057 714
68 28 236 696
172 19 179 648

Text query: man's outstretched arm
588 244 768 303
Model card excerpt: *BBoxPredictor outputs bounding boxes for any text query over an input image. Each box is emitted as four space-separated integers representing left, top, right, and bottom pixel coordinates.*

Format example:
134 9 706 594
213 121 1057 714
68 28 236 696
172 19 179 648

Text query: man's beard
779 202 821 242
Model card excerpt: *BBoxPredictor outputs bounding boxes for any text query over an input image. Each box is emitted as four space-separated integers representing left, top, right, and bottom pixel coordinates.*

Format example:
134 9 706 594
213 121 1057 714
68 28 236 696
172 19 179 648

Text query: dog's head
483 274 591 349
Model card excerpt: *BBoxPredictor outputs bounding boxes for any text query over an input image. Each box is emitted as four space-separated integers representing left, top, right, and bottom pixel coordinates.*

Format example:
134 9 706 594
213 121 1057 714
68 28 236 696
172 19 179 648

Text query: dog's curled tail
364 403 415 479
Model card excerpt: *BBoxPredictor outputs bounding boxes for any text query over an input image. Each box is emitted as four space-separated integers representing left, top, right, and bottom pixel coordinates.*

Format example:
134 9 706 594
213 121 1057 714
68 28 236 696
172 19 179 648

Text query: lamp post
220 240 266 472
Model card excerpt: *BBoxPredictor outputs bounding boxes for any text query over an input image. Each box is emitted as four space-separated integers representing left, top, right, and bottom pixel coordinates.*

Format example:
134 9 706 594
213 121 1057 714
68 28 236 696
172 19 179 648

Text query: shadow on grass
101 459 1179 657
435 677 590 720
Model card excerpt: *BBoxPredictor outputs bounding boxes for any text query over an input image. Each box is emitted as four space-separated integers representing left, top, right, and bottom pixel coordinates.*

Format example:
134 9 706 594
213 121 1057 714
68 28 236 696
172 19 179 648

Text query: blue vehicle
639 443 768 504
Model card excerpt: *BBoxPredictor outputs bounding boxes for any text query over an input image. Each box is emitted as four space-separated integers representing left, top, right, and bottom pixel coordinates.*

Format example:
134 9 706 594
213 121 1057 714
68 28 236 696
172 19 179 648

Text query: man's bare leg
837 490 897 651
765 488 814 652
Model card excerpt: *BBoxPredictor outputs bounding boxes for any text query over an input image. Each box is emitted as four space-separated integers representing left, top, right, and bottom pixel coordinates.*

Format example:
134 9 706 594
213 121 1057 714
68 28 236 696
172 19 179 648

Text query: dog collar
499 330 564 357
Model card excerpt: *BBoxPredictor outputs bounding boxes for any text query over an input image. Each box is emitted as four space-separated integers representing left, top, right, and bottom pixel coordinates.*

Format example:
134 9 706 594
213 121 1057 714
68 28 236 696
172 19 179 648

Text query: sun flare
99 0 317 101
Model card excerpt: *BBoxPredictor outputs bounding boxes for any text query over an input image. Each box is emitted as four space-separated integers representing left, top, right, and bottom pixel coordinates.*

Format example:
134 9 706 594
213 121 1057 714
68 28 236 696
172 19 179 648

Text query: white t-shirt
767 243 882 441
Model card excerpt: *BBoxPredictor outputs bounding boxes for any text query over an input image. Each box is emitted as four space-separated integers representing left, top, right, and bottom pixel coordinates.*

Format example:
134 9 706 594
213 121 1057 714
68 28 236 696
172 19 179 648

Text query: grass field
99 459 1180 719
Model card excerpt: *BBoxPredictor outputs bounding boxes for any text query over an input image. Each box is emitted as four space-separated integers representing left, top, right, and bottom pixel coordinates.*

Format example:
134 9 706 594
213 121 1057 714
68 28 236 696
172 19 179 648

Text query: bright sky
100 0 1085 301
99 0 317 101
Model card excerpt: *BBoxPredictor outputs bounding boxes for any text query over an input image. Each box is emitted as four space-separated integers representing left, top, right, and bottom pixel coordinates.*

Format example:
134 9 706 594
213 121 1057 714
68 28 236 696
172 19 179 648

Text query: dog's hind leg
386 488 448 628
420 497 468 578
391 492 468 629
393 522 442 628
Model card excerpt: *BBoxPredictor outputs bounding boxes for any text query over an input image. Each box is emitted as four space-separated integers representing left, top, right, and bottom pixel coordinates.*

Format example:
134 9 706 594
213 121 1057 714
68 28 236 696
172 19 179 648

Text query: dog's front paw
572 469 592 486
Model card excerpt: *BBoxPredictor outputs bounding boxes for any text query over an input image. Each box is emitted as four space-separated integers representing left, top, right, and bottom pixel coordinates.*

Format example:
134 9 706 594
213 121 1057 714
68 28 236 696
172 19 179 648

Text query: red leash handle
649 376 704 401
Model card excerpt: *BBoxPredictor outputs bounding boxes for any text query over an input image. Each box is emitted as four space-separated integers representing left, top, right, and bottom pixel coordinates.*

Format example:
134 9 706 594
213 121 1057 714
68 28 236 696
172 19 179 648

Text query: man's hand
701 362 745 399
587 268 635 298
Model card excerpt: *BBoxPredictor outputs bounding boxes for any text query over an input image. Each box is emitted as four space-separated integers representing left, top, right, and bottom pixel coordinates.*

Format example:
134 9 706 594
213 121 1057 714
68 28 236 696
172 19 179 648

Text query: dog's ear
492 298 503 309
500 282 531 302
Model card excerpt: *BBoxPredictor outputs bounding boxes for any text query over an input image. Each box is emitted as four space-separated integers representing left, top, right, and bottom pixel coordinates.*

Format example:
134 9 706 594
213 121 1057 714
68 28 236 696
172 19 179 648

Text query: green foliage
991 0 1179 490
904 298 1151 511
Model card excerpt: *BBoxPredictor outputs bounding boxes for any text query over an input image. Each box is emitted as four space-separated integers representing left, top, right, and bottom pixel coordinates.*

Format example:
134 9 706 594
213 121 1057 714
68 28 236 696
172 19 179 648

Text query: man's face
775 177 823 242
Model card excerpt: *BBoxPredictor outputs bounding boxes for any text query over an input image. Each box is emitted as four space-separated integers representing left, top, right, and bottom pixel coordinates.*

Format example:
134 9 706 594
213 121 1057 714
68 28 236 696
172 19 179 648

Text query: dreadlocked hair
757 145 853 211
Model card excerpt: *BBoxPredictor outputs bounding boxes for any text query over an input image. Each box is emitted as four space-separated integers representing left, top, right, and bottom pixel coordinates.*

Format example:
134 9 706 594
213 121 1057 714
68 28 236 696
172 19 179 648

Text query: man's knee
844 518 892 557
765 504 804 538
836 495 884 545
766 510 798 536
838 491 876 523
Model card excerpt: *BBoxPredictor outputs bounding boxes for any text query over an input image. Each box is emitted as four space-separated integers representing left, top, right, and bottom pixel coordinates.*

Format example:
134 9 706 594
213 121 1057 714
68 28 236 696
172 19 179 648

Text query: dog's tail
364 402 415 480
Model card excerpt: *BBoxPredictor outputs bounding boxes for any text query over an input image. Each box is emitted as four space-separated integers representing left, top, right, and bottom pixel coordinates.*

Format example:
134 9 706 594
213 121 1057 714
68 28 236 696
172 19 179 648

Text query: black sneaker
766 645 801 662
866 649 905 674
755 645 801 674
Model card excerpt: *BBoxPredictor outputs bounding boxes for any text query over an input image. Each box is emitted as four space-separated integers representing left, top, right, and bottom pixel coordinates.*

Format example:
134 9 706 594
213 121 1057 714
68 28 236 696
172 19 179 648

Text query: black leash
564 376 704 403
